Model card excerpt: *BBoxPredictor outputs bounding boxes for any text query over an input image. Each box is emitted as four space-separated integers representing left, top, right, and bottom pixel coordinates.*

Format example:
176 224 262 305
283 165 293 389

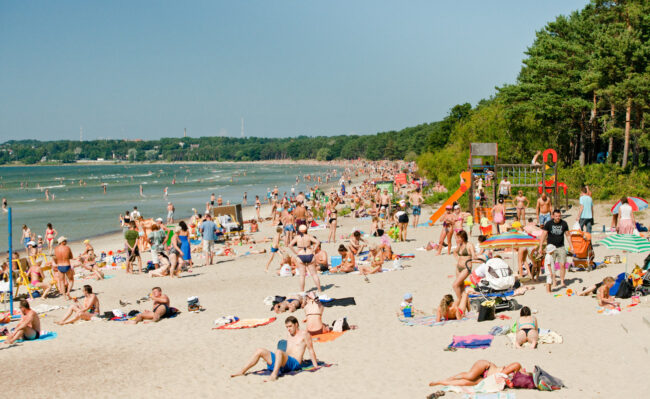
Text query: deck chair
12 257 38 299
30 253 59 295
569 230 594 271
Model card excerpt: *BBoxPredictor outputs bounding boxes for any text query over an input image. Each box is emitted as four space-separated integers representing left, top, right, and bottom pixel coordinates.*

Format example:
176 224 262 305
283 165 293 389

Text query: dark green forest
2 1 649 198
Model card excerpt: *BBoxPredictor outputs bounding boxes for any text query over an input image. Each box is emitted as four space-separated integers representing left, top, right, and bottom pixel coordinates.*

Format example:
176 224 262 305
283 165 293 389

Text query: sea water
0 163 340 251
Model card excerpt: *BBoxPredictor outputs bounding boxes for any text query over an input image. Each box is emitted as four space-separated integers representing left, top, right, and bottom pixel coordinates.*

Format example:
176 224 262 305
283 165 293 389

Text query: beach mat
250 361 333 377
440 373 507 394
213 317 276 330
321 297 356 307
399 313 477 327
449 334 493 349
0 331 58 343
312 331 346 343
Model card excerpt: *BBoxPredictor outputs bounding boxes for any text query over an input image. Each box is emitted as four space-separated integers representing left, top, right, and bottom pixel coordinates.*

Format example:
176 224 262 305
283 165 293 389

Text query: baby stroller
569 230 594 271
467 258 517 312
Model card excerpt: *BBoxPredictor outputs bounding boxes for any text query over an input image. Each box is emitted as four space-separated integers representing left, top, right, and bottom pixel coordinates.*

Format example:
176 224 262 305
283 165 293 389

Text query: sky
0 0 589 141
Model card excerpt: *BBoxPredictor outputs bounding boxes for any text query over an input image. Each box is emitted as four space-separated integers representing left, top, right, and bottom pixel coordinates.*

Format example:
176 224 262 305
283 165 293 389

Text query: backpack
533 366 565 391
615 278 635 299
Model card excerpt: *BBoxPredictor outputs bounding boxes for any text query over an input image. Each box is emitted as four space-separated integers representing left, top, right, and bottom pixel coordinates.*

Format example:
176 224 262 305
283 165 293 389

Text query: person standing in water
139 185 145 197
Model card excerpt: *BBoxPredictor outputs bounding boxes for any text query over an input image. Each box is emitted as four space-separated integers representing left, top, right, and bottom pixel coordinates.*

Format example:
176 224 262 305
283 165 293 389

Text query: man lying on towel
231 316 319 381
2 300 41 344
129 287 172 324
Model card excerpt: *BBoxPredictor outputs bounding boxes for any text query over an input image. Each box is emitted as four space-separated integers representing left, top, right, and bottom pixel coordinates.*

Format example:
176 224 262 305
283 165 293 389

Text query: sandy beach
2 195 649 399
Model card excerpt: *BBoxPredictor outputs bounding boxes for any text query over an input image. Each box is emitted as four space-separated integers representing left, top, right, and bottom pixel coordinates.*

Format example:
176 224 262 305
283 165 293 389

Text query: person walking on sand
200 214 218 266
536 193 552 226
265 227 283 272
514 190 529 222
578 186 594 234
538 210 572 287
409 188 423 228
231 316 319 381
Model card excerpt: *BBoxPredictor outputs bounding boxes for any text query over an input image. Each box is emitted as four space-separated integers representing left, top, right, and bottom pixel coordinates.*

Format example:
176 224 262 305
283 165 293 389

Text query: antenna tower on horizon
80 126 83 141
184 128 187 138
241 117 244 138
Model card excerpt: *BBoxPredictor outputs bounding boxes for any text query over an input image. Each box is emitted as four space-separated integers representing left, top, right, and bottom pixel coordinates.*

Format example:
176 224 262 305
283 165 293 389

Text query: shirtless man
231 316 319 381
514 190 529 222
292 201 307 228
536 193 552 226
210 193 216 207
409 188 424 228
128 287 172 324
54 236 75 299
2 300 41 344
380 189 391 214
56 285 100 325
166 202 175 224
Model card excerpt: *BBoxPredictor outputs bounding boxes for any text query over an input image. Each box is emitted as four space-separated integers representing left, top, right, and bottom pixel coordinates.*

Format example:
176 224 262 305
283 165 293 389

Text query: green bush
559 164 650 201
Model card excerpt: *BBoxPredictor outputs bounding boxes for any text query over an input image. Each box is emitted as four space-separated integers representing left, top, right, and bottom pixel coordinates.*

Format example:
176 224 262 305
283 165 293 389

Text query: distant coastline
0 159 355 167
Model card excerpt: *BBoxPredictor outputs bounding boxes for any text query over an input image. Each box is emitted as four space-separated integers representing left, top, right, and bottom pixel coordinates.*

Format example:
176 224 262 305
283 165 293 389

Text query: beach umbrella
610 197 648 214
479 232 539 249
599 234 650 274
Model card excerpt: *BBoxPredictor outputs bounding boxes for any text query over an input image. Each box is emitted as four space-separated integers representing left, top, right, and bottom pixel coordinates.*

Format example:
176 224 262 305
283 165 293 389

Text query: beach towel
506 330 563 347
321 297 356 307
312 331 346 343
440 373 507 394
213 317 276 330
0 331 57 343
469 291 514 299
250 361 333 377
399 313 477 327
461 394 517 399
449 334 494 349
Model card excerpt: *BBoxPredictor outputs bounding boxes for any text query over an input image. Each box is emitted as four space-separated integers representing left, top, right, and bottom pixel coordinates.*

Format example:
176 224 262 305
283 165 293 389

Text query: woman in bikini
255 195 262 221
288 224 322 295
327 198 338 243
304 292 330 335
27 261 53 298
515 306 538 348
492 199 506 234
514 191 529 222
436 292 469 322
313 243 328 272
45 223 57 255
359 245 383 276
429 360 523 387
331 245 356 273
435 206 455 255
451 230 476 301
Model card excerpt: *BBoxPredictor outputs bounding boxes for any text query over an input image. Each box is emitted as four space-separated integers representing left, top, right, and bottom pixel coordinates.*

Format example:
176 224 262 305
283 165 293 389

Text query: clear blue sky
0 0 588 141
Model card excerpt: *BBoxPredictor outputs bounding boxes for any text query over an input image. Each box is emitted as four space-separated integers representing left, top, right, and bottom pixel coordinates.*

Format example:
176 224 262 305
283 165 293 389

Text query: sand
3 201 650 399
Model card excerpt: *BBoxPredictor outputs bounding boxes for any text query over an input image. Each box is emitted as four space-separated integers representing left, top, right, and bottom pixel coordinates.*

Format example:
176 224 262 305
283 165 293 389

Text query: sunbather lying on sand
128 287 173 324
436 292 469 322
428 360 522 387
330 245 355 273
273 294 306 313
231 316 319 381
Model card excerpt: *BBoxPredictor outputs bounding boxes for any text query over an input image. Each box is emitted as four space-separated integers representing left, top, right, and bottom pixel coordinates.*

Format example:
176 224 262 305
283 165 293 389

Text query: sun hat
545 244 557 253
155 217 163 222
403 293 413 300
57 236 67 244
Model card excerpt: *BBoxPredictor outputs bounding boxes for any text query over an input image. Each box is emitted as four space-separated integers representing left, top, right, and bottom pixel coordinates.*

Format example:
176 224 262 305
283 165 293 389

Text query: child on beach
265 227 283 272
596 276 620 309
543 244 557 292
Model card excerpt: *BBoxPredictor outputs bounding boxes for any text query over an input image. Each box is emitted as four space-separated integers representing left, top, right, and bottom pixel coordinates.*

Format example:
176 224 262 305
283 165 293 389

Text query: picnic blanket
321 297 356 307
213 317 276 330
440 373 507 394
250 361 333 376
399 313 477 327
449 334 494 349
0 331 58 343
312 331 346 343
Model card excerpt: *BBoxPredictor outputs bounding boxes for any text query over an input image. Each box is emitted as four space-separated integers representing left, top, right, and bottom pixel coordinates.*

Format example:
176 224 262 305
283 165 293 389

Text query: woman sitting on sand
436 292 469 322
359 245 383 276
429 360 523 387
313 243 328 272
515 306 538 348
331 245 355 273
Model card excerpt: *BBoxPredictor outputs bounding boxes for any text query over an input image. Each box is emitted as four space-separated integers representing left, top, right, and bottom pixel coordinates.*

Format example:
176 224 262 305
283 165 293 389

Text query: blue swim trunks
412 205 421 216
271 247 279 253
284 224 295 232
267 352 302 374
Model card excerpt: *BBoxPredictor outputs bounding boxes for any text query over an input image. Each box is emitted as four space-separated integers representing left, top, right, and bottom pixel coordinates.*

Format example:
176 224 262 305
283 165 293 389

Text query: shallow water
0 163 340 252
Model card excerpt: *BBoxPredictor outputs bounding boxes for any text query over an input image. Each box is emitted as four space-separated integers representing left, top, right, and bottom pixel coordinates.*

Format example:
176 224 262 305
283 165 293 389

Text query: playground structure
429 143 568 226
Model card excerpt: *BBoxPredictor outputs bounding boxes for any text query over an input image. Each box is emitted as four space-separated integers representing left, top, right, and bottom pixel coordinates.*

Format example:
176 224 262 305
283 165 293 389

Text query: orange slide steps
428 171 471 226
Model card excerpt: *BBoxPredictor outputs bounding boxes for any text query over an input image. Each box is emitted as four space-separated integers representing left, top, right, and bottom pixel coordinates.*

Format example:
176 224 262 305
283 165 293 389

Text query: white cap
155 217 163 222
57 236 67 244
545 244 557 253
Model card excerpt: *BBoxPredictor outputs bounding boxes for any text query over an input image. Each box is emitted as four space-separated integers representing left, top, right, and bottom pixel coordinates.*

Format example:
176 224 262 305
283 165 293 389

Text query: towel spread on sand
0 331 58 343
250 362 333 376
449 334 494 349
312 331 346 343
461 393 517 399
321 297 356 307
399 313 477 327
31 304 64 314
440 373 507 394
213 317 276 330
506 330 563 347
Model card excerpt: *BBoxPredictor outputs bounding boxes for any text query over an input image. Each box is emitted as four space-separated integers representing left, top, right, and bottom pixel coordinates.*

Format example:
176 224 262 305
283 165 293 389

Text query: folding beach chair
13 257 38 299
569 230 594 271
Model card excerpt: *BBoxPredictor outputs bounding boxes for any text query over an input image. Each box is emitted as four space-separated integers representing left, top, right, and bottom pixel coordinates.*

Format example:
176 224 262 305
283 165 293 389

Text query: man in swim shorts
3 300 41 344
230 316 319 381
536 193 552 226
166 202 175 224
54 236 75 300
409 188 423 228
129 287 172 324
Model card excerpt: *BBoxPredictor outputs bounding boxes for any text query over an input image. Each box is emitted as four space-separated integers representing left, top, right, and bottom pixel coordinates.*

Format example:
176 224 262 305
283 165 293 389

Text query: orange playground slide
428 171 471 225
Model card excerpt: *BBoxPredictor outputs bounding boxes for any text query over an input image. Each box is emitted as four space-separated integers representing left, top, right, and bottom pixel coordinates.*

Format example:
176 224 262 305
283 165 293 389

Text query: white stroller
467 258 517 312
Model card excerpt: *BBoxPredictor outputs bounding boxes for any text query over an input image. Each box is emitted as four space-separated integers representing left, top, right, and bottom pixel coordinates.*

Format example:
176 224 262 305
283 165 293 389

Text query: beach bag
279 264 293 277
187 296 201 312
478 300 495 322
533 366 564 391
615 278 634 299
511 371 535 389
331 317 350 332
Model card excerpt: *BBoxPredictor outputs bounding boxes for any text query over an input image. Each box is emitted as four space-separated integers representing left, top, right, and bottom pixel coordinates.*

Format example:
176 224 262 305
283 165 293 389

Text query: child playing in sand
596 276 620 309
543 244 557 292
265 227 283 272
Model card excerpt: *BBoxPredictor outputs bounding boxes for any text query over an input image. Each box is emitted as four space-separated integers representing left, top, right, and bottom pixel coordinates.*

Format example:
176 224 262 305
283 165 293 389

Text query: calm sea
0 163 340 252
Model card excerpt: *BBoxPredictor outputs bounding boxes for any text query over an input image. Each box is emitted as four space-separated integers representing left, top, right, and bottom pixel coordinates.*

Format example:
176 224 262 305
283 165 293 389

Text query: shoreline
0 159 358 168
